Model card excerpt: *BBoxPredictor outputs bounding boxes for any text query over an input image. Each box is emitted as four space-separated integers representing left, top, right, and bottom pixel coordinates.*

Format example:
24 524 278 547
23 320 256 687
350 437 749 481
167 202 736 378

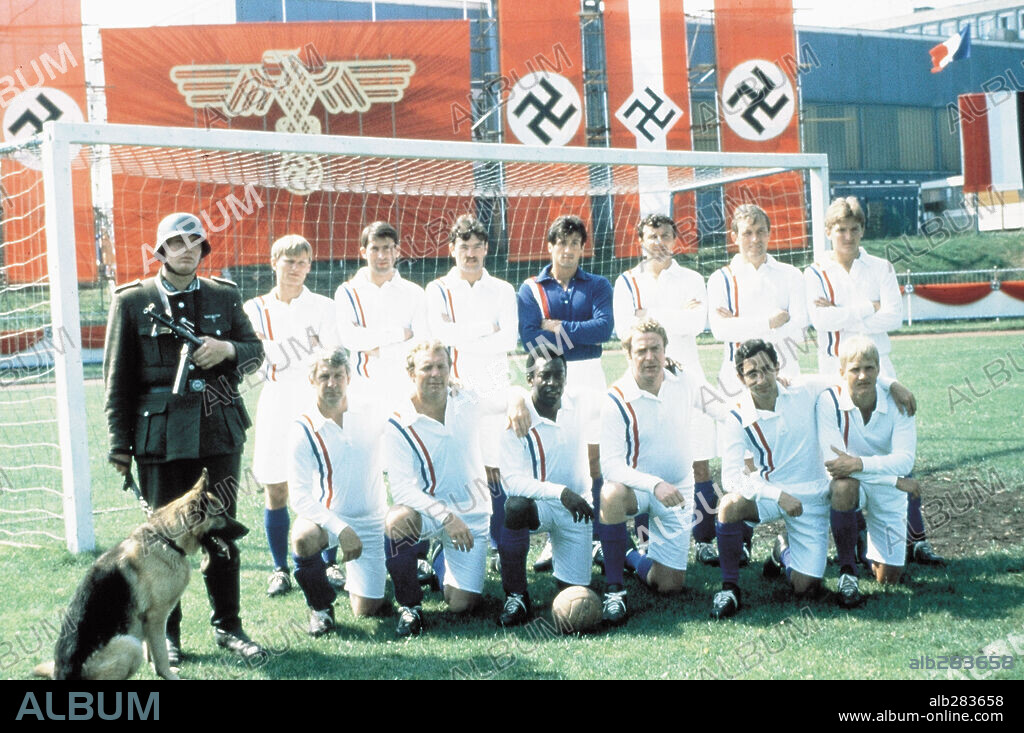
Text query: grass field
1 331 1022 680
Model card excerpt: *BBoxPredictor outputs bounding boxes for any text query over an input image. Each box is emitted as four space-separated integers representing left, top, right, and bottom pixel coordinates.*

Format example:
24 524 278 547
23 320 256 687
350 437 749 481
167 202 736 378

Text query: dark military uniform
103 274 264 638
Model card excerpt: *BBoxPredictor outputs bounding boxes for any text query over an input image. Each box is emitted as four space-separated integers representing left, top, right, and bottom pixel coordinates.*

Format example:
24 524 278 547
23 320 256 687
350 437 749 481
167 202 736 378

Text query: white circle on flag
506 71 582 147
721 60 794 142
2 87 85 170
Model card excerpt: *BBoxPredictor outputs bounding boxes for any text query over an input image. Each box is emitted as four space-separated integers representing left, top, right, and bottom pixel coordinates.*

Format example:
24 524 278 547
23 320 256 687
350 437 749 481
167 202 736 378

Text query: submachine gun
143 303 206 396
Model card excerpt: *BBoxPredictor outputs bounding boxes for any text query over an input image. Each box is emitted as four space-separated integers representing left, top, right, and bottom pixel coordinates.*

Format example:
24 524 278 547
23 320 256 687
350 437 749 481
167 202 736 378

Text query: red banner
101 21 472 282
903 281 1024 306
498 1 589 261
0 0 94 283
604 0 697 257
715 0 805 250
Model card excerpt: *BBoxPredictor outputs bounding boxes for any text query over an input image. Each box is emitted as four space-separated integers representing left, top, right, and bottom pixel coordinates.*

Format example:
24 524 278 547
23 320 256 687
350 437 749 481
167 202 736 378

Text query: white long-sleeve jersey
499 394 590 501
613 260 709 375
334 268 426 389
243 287 340 385
804 248 903 376
707 254 808 386
425 268 518 410
816 382 916 488
600 368 727 493
287 398 389 539
381 389 491 526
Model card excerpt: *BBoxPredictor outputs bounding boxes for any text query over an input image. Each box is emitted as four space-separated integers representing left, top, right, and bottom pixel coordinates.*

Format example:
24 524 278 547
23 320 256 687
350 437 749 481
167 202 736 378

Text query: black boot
165 602 182 666
202 549 267 663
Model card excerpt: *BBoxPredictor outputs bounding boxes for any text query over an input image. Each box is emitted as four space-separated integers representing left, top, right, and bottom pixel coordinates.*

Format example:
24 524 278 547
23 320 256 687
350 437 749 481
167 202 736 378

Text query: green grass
1 332 1022 679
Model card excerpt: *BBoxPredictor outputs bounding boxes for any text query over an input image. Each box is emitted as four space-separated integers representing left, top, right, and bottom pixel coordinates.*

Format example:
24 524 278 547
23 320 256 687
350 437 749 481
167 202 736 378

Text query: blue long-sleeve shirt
517 264 614 362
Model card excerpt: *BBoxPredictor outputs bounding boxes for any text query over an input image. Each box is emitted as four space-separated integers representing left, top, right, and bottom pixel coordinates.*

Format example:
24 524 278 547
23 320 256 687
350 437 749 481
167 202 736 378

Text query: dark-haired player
495 352 593 626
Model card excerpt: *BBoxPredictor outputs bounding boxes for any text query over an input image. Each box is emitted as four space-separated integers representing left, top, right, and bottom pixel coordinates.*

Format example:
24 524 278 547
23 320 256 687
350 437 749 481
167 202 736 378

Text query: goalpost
0 120 828 552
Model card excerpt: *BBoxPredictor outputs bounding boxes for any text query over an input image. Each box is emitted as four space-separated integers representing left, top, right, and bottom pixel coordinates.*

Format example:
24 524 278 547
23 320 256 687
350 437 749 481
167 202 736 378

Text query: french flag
929 26 971 74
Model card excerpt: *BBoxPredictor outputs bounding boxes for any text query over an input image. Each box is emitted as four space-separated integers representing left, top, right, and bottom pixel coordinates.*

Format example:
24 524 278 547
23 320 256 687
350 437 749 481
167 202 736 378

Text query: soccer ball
551 585 602 634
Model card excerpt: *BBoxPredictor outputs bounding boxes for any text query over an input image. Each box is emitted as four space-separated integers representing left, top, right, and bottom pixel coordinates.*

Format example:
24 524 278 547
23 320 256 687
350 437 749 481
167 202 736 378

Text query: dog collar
147 528 186 556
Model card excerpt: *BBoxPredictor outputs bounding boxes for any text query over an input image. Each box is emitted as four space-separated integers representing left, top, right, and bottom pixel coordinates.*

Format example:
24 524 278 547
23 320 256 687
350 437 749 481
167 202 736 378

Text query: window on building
979 15 995 39
936 108 961 173
940 21 957 36
1019 9 1024 30
999 13 1013 29
803 104 859 171
922 23 940 35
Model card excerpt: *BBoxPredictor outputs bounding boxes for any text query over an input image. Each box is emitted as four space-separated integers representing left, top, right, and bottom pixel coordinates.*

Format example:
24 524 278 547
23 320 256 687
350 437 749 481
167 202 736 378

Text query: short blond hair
270 234 312 264
838 335 879 371
825 197 865 231
622 318 668 356
405 339 452 374
730 203 770 234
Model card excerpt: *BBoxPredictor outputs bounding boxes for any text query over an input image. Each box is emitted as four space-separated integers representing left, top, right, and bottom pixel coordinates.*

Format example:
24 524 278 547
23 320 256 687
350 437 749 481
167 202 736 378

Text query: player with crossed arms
816 336 918 608
805 197 942 568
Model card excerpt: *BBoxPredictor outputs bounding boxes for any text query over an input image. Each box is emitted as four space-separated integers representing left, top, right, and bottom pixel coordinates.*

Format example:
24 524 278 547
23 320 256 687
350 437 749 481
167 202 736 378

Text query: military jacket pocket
134 397 168 458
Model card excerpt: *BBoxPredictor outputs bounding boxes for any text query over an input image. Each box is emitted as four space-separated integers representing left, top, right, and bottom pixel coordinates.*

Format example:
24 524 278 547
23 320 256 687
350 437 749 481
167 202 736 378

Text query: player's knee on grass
385 505 422 541
504 496 540 531
830 477 860 511
265 481 288 510
718 493 755 524
444 587 480 614
292 519 328 558
600 481 636 523
874 563 903 585
350 595 385 617
648 561 685 593
790 570 821 596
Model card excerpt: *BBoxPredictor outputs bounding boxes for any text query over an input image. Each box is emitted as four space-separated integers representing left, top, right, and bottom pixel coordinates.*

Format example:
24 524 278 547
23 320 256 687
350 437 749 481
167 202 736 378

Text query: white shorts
859 481 908 568
419 513 490 595
689 409 717 461
566 357 607 445
327 515 386 600
630 484 695 572
252 379 314 484
753 484 830 579
534 496 593 586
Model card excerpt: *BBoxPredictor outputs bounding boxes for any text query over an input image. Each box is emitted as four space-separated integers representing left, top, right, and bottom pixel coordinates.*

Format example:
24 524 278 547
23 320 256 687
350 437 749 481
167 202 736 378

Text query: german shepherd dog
34 469 248 680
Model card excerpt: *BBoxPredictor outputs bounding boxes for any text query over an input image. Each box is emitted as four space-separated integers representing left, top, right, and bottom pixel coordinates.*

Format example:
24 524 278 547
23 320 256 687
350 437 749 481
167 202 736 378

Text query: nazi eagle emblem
170 49 415 195
170 49 416 135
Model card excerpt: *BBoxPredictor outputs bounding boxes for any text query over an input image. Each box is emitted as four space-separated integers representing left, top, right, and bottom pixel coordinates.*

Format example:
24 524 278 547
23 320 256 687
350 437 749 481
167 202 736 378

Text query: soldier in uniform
103 212 267 665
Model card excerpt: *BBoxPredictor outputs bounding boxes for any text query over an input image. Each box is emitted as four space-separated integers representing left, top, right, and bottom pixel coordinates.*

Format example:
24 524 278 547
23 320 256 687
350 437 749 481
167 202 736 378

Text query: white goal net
0 121 828 551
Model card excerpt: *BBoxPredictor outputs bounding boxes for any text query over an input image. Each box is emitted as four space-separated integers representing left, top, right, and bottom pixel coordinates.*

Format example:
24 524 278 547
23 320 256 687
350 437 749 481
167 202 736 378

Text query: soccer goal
0 120 828 552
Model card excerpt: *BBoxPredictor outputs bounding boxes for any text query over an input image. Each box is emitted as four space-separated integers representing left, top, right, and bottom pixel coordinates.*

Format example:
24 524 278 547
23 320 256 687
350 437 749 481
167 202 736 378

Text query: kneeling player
288 348 387 636
598 320 727 625
382 341 492 637
497 352 593 626
818 336 917 606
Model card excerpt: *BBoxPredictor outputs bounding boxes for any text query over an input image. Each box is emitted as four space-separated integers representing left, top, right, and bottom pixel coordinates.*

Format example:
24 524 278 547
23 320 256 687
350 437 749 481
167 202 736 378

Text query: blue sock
625 549 653 585
692 481 718 543
717 520 744 586
489 477 507 549
907 493 926 543
591 477 603 541
780 547 793 581
499 526 530 595
293 553 335 610
385 536 423 607
322 546 338 566
264 507 290 571
633 514 649 545
598 519 628 586
831 508 860 576
432 548 448 588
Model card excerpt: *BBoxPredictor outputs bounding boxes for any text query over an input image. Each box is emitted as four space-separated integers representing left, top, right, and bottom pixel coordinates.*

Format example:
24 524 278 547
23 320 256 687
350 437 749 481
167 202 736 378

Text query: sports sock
716 520 744 586
625 548 653 584
597 519 628 586
633 514 649 545
264 507 290 572
322 546 338 567
831 508 859 577
293 554 335 611
489 474 506 549
498 526 530 596
385 536 423 608
692 481 718 543
591 477 603 541
907 493 926 544
431 547 447 589
413 539 429 559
